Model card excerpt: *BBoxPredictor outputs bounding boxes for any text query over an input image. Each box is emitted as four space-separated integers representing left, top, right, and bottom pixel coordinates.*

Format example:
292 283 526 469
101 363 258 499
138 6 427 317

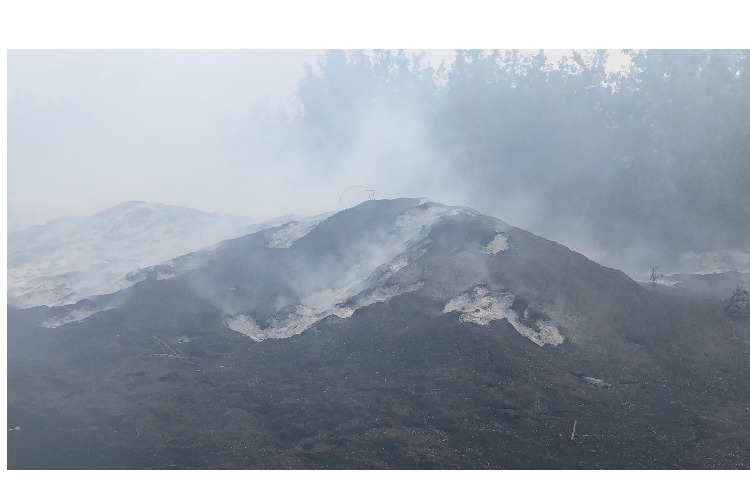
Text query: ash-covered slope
8 198 750 469
32 198 619 348
7 201 313 309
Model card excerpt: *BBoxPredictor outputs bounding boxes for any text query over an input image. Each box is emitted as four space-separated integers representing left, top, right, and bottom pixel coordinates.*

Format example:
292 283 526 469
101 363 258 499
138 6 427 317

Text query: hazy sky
5 3 743 232
6 48 624 231
7 50 329 228
7 49 470 230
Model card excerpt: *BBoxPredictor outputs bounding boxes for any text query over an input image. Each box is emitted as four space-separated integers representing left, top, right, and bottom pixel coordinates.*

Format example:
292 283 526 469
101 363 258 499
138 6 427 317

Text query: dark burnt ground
7 287 750 470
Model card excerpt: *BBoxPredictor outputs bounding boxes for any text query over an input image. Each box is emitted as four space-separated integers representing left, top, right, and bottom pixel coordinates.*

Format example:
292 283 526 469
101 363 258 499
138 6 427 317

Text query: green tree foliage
612 50 750 250
725 286 750 320
289 49 750 266
292 50 438 170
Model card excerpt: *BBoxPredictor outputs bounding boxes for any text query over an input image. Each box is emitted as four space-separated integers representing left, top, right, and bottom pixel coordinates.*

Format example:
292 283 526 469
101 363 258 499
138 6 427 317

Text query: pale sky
4 2 742 232
7 50 332 229
5 48 626 231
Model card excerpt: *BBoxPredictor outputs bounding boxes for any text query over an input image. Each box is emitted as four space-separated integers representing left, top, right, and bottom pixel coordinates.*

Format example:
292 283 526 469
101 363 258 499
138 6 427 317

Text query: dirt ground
7 291 750 469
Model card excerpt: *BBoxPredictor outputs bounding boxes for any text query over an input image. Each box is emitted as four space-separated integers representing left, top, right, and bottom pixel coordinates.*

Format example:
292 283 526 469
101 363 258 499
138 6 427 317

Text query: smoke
9 49 749 280
6 202 259 308
274 49 750 278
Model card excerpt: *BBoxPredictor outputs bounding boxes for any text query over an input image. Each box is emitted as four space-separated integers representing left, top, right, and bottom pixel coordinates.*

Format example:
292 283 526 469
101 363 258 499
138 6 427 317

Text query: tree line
283 50 750 271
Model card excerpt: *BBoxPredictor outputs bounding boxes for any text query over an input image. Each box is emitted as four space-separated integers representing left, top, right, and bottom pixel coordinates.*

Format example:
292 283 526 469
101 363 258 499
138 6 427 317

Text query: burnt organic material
8 199 750 469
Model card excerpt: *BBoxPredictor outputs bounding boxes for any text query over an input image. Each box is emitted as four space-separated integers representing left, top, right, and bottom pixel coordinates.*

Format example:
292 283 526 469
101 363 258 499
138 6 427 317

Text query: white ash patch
228 202 481 342
7 203 258 308
41 306 114 328
369 252 413 284
225 314 264 341
329 282 424 320
388 255 409 274
156 270 178 280
349 203 469 279
482 233 509 254
227 251 425 340
534 319 565 345
443 285 564 346
325 246 425 318
225 305 318 342
302 287 352 312
265 306 318 339
332 306 355 318
370 285 403 302
303 250 422 319
580 376 611 388
267 217 326 248
395 203 478 236
349 282 424 311
300 202 470 316
444 286 515 326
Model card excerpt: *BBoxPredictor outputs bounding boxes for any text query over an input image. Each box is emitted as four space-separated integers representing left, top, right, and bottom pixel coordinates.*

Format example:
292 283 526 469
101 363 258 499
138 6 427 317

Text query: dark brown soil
7 289 750 469
7 200 749 469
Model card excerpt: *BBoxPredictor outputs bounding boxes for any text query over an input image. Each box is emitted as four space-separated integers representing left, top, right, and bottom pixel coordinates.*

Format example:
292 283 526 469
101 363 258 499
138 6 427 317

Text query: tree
291 49 439 171
725 286 750 320
282 49 750 273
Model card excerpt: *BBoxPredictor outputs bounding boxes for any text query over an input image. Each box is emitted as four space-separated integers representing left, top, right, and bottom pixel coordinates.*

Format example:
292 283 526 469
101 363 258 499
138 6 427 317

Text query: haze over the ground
6 5 749 280
4 3 750 494
7 49 625 231
7 49 328 227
